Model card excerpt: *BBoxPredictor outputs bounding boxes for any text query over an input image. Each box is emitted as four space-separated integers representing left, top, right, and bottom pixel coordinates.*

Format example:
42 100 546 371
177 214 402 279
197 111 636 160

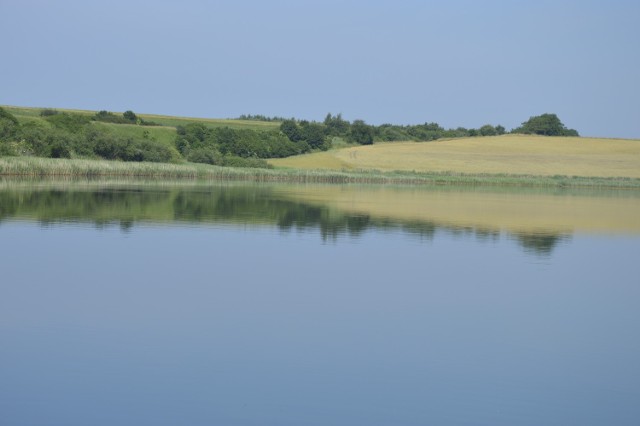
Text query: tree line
1 106 580 168
280 112 577 145
174 122 305 168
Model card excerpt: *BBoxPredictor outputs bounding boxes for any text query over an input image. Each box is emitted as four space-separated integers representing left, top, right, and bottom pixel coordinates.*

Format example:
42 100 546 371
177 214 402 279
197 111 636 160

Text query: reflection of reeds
2 157 640 188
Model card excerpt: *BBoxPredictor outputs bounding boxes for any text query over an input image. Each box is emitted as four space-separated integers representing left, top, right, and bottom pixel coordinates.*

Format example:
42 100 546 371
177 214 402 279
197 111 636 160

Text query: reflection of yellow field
270 135 640 178
276 185 640 234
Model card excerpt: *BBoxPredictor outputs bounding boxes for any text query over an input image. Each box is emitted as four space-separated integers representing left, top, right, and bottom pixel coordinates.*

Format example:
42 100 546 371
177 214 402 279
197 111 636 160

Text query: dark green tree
123 110 138 123
479 124 497 136
280 119 302 142
350 120 374 145
514 113 579 136
301 122 328 150
324 113 350 136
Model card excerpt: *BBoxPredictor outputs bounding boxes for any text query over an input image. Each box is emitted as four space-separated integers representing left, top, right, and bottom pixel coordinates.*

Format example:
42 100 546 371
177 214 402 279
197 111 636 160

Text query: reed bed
1 157 640 189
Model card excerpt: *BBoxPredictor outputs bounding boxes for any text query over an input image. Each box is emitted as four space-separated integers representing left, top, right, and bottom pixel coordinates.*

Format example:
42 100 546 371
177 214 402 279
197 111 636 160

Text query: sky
1 0 639 138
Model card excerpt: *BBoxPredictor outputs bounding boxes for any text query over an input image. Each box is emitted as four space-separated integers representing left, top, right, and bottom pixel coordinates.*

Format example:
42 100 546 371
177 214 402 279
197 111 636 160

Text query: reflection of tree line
0 186 569 255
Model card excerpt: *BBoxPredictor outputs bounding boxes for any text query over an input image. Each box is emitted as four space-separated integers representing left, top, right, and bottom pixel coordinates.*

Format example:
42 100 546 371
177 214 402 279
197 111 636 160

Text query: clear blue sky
2 0 639 138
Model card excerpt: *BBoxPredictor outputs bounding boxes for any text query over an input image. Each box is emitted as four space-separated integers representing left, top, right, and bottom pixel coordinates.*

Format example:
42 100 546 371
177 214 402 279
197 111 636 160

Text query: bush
135 140 174 162
93 110 130 124
0 141 18 156
0 107 20 141
92 134 128 160
17 121 50 156
221 155 272 169
44 113 92 133
50 140 72 158
378 125 411 141
123 110 137 122
93 133 173 162
187 147 221 165
39 109 60 117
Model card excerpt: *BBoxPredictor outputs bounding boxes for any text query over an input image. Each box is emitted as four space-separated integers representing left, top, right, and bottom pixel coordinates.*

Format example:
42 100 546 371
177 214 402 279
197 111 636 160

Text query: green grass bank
2 157 640 189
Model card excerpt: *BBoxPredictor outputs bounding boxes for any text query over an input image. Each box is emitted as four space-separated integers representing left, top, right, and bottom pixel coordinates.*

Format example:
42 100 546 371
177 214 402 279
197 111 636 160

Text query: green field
1 105 281 131
270 135 640 179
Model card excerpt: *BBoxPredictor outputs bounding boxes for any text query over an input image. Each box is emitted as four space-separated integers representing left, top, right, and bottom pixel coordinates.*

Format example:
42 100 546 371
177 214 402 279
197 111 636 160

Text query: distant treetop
513 113 579 137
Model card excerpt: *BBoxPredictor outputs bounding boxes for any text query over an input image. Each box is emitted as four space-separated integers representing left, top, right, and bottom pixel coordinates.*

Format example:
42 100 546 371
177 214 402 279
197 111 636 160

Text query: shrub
93 133 173 162
50 139 72 158
17 121 51 155
44 113 92 133
135 140 174 163
221 155 272 169
378 125 411 141
123 110 137 122
39 109 60 117
94 110 130 124
187 147 221 165
0 141 18 156
0 107 20 141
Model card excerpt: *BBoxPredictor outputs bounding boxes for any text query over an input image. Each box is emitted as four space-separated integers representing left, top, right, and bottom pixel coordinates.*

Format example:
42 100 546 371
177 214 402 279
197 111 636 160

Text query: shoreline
1 157 640 189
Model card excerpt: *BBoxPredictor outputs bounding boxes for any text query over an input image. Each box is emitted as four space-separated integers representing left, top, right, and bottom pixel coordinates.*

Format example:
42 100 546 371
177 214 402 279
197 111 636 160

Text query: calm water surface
1 181 639 425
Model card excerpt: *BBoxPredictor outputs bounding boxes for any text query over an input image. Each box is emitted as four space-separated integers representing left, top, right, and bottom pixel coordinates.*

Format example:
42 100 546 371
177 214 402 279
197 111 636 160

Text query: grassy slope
1 105 280 131
270 135 640 179
3 105 282 161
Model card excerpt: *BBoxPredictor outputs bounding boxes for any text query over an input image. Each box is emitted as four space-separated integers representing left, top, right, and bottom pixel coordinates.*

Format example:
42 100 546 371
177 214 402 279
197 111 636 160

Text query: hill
269 135 640 179
1 105 281 131
0 105 289 167
3 105 639 181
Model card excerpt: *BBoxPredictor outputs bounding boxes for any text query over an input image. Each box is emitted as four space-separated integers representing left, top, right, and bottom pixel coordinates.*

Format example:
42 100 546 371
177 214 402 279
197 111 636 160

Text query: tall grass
1 157 640 188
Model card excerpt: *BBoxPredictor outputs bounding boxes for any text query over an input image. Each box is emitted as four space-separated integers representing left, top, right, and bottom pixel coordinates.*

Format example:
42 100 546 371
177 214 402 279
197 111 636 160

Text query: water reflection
513 233 571 256
3 180 634 256
2 180 640 426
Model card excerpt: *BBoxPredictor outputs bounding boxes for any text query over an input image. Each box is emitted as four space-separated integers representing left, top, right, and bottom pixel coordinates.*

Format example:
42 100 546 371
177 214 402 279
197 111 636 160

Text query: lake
1 180 639 426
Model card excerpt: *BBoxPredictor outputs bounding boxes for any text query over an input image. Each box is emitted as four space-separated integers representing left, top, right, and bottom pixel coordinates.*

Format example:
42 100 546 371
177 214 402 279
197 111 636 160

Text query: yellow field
270 135 640 178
